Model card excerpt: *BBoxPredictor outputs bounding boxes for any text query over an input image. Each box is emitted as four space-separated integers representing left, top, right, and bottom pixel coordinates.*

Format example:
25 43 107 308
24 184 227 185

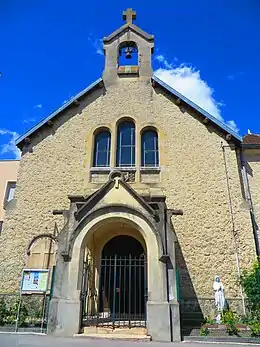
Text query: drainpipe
221 143 246 314
239 148 260 257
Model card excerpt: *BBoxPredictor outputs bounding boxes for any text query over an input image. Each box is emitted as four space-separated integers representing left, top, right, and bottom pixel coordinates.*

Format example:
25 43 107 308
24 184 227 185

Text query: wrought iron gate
81 254 147 328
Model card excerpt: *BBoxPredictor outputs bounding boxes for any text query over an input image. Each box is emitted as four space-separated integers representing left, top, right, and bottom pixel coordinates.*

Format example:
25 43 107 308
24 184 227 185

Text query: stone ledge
183 336 260 344
74 333 151 341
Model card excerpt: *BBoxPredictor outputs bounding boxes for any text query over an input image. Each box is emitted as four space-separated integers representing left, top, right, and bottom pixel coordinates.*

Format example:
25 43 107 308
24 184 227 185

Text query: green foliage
240 258 260 336
203 316 216 324
0 298 8 326
239 314 250 325
249 321 260 337
226 324 240 336
240 259 260 312
13 299 28 327
222 309 240 336
222 309 238 325
4 298 29 327
200 326 209 336
0 296 44 327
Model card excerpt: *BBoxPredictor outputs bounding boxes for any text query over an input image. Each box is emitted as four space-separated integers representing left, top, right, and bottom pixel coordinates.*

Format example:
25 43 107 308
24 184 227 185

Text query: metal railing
82 254 147 328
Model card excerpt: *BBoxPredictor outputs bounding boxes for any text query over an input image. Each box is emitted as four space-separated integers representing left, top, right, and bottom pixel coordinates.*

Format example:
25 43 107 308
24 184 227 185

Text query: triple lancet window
92 121 159 168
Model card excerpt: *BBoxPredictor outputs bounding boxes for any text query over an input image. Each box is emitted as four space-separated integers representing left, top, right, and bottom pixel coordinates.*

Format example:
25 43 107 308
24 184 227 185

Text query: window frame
4 181 16 207
92 130 111 168
141 129 159 168
116 120 136 168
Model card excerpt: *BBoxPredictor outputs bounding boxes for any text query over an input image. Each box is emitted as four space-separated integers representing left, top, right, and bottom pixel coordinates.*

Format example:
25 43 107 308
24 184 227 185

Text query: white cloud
155 55 173 69
34 104 42 109
0 129 21 159
227 71 245 81
154 55 239 133
23 118 36 124
87 34 103 56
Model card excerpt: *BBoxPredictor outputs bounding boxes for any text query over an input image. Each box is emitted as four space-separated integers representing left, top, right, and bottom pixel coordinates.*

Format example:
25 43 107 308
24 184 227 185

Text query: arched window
141 129 159 167
116 120 135 167
93 130 111 167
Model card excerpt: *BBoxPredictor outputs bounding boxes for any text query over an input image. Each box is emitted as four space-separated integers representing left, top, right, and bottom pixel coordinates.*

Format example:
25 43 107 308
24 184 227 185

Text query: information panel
21 269 49 293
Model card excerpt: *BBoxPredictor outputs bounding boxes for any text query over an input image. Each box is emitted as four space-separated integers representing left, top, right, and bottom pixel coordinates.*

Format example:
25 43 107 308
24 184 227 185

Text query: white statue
213 275 225 323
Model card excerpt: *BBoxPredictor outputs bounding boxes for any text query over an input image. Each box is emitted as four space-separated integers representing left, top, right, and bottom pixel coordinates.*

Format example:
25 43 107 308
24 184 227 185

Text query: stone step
75 333 151 341
75 327 150 341
83 326 147 335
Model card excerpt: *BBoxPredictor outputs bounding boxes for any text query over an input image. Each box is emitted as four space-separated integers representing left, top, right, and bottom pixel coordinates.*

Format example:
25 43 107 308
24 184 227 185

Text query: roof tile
243 134 260 144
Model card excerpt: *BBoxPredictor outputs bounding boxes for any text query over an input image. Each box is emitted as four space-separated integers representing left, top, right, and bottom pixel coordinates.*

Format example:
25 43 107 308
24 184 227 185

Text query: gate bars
81 254 147 328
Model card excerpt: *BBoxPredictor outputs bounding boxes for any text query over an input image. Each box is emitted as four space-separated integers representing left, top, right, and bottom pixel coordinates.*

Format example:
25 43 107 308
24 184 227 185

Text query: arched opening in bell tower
118 41 138 67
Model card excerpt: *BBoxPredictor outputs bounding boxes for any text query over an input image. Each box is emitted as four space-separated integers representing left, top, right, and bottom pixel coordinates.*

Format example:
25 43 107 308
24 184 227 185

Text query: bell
125 47 132 59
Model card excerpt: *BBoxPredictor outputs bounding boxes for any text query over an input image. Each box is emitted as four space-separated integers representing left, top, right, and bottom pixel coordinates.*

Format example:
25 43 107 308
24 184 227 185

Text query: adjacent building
0 160 19 233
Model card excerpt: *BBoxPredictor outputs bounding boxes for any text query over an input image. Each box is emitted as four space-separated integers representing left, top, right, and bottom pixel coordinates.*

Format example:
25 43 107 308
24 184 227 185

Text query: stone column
48 203 83 337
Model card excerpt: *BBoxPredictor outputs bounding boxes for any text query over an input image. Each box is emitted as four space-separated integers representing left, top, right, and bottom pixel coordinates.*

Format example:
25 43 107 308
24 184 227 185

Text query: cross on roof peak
123 8 136 24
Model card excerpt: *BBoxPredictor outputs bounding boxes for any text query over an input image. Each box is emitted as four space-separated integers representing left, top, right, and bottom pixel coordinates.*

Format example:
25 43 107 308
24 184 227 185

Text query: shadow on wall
174 237 204 337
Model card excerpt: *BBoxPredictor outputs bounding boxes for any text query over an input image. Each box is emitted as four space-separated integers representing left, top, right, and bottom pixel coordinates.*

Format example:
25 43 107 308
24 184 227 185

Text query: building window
116 120 135 167
5 181 16 204
93 131 111 167
141 129 159 167
0 221 3 234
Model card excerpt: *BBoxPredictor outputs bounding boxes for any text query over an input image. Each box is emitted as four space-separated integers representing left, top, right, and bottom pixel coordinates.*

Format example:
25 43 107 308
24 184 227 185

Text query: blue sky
0 0 259 159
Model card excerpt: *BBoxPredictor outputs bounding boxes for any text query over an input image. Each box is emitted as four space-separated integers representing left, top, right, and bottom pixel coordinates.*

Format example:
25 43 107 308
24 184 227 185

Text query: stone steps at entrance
75 326 151 341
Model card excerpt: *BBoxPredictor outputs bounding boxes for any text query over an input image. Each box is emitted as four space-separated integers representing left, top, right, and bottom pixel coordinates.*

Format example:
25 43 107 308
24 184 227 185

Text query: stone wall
0 78 256 300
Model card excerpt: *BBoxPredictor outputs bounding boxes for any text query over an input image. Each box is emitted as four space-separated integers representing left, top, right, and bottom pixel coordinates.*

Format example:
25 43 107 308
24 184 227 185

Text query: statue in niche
213 275 226 323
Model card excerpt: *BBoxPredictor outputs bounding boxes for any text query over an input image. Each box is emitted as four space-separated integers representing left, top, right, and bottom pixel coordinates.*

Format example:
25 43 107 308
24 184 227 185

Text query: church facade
1 9 260 342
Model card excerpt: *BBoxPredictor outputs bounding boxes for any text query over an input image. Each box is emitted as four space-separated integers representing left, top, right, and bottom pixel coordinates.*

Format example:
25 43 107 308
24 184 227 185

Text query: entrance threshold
75 326 150 341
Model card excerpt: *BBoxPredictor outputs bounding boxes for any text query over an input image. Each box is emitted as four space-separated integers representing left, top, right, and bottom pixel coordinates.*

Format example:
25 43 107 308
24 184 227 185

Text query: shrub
249 321 260 337
200 326 209 336
222 309 239 336
0 298 8 326
240 259 260 312
203 316 216 324
222 309 238 325
8 299 28 327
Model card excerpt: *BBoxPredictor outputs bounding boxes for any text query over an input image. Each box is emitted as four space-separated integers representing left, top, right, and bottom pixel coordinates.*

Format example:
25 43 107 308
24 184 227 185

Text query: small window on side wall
93 130 111 167
141 129 159 167
5 181 16 204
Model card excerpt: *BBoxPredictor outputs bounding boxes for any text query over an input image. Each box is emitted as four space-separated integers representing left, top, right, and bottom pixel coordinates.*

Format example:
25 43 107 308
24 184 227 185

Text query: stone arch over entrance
48 207 180 342
72 211 165 304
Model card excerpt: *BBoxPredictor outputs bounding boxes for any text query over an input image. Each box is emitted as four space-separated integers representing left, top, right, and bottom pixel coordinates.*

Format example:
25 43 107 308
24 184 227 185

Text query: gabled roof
152 76 242 142
15 78 103 147
103 23 154 43
74 177 158 222
16 75 242 148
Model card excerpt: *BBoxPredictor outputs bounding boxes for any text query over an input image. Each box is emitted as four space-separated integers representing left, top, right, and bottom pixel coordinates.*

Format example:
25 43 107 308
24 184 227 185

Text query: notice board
21 269 49 293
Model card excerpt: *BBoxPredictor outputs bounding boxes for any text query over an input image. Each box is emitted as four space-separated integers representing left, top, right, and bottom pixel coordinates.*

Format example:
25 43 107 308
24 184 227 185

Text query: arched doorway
99 236 146 322
82 234 147 328
102 235 144 257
